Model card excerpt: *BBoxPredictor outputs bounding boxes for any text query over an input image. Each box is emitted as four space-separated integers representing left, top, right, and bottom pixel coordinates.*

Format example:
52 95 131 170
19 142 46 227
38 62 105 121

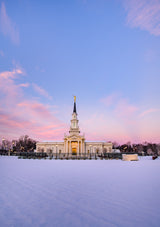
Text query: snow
0 156 160 227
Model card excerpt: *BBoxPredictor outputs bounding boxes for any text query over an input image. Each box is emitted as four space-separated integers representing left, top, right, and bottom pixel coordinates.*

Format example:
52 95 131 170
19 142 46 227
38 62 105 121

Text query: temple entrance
71 141 78 155
72 147 77 155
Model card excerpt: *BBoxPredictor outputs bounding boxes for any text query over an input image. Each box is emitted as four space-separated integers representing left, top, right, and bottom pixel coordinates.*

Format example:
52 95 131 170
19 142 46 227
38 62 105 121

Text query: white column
66 140 68 154
70 141 71 154
67 140 69 154
78 140 79 155
64 140 65 154
81 140 82 154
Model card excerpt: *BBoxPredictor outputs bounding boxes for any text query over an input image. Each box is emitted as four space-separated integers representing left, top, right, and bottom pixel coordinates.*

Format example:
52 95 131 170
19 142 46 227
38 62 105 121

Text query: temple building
36 97 112 155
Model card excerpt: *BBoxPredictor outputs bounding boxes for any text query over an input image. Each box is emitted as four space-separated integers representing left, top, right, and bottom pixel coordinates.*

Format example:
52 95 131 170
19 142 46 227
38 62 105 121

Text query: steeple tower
73 96 77 114
69 96 80 135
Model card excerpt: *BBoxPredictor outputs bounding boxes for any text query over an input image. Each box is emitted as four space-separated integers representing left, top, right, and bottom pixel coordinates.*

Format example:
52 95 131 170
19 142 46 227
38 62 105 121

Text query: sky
0 0 160 144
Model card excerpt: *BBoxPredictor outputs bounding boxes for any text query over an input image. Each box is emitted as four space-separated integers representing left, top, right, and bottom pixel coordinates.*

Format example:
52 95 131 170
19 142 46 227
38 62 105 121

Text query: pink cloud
17 101 58 122
82 117 133 144
82 107 160 144
0 2 19 44
139 108 160 117
0 69 159 144
32 83 52 100
19 83 29 88
0 110 65 141
0 69 24 108
114 98 138 118
99 94 160 143
0 68 67 141
101 94 138 118
122 0 160 36
0 68 22 79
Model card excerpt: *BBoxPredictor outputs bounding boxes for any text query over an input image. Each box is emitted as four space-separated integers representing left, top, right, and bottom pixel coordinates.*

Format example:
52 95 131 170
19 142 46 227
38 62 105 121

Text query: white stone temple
36 97 112 155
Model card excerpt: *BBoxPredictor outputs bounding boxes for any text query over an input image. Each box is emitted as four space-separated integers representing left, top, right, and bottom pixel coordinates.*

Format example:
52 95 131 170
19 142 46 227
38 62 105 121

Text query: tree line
112 141 160 156
0 135 36 154
0 135 160 156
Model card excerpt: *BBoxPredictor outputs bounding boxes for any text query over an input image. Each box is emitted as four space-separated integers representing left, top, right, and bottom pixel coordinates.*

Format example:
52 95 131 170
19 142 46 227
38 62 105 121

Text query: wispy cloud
81 111 134 144
100 94 138 118
122 0 160 36
139 108 160 117
32 83 52 100
99 93 160 143
0 68 24 106
114 98 138 118
0 2 19 44
0 68 23 79
0 68 66 140
19 83 30 88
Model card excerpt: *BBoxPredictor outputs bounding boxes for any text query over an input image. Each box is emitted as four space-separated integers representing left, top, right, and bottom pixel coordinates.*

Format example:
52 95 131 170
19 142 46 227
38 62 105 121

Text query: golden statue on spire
74 96 76 102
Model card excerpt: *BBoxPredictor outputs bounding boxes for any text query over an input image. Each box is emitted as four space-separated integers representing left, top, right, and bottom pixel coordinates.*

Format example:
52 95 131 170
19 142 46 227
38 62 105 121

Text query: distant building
36 97 112 155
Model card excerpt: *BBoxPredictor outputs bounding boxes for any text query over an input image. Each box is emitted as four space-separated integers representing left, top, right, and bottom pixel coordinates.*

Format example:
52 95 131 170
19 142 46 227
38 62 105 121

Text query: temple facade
36 97 112 155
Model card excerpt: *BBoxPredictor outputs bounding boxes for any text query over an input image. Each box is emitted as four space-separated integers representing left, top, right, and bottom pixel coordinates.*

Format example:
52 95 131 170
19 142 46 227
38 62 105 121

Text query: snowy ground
0 156 160 227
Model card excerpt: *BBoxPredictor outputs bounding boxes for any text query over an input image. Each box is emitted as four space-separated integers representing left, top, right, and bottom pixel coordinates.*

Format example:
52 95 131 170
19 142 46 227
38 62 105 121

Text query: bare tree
15 135 36 152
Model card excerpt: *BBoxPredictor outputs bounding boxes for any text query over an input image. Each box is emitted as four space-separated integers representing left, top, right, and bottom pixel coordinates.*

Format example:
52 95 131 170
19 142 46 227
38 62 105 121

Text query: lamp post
2 138 5 153
2 138 5 148
12 141 15 154
94 146 97 159
89 145 92 159
56 145 58 159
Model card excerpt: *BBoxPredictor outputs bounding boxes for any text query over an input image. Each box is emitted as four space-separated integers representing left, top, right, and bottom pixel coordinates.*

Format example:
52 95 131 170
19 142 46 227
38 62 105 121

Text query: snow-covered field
0 156 160 227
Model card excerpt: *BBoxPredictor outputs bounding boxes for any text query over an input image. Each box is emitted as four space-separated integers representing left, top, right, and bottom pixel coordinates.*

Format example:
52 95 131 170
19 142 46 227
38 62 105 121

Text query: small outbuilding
122 154 139 161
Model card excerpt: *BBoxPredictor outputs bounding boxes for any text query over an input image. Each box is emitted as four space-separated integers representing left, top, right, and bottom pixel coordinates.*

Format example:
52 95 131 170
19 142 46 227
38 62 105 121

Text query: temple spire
70 96 80 135
73 96 77 114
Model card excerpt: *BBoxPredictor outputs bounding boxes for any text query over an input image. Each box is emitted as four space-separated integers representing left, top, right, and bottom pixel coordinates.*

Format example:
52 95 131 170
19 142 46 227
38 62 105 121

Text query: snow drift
0 156 160 227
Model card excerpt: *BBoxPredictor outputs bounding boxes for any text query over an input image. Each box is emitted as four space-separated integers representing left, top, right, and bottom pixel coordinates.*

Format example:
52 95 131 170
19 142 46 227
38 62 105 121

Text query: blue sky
0 0 160 143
